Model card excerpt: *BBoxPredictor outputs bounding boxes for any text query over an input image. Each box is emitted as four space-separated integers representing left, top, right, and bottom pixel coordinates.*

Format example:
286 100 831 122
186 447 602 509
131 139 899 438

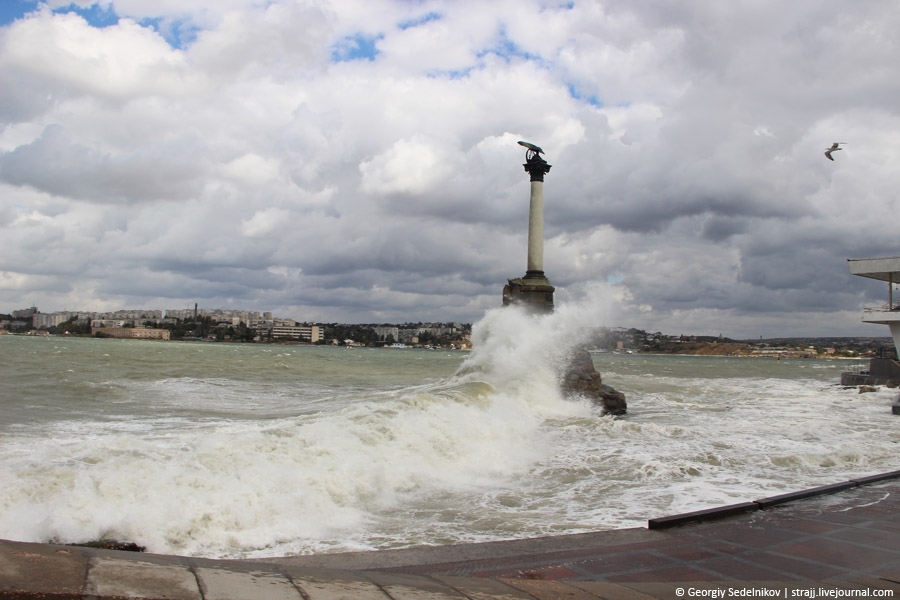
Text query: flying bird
824 142 845 161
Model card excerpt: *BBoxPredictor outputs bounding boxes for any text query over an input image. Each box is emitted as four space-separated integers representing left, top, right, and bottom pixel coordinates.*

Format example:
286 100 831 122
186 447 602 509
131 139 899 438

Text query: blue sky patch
140 16 199 50
476 26 544 65
0 2 196 49
331 32 383 62
567 83 603 107
57 2 119 27
0 0 35 26
0 1 118 28
425 66 475 80
398 11 441 30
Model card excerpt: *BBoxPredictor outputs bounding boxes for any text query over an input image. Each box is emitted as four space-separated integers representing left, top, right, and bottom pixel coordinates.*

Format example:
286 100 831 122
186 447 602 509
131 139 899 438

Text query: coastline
3 331 876 358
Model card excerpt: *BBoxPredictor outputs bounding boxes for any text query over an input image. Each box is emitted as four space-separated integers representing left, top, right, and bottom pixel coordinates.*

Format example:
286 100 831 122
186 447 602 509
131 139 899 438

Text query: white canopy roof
847 257 900 283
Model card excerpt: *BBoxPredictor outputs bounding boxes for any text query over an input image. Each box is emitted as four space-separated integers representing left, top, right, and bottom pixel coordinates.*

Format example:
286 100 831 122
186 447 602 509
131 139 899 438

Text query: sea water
1 307 898 559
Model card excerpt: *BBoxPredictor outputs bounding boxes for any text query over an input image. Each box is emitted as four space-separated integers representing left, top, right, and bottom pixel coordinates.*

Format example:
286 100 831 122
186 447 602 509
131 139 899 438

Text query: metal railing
863 302 900 313
845 362 869 374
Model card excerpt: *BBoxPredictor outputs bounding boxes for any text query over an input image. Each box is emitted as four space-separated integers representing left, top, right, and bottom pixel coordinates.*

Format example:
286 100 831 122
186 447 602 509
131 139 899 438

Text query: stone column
525 159 550 277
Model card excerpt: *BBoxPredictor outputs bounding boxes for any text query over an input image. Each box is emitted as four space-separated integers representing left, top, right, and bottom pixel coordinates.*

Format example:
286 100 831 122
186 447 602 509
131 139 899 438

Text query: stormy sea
1 305 897 559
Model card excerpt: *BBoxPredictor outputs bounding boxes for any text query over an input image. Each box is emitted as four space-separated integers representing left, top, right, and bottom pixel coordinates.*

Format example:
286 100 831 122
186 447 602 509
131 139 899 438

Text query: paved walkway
3 475 900 599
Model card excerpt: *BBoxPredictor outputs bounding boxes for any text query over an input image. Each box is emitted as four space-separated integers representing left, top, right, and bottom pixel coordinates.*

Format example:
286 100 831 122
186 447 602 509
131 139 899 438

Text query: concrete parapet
647 502 759 530
754 480 858 508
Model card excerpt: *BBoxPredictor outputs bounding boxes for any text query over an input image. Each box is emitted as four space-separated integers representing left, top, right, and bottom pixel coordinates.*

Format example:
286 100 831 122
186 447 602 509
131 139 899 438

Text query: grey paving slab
288 571 391 600
568 581 657 600
86 556 202 600
613 582 686 600
433 575 539 600
364 571 469 599
499 578 603 600
0 540 87 599
195 567 302 600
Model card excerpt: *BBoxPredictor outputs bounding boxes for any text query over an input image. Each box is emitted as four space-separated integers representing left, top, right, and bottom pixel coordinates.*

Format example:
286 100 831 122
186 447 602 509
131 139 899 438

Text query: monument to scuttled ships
503 141 626 415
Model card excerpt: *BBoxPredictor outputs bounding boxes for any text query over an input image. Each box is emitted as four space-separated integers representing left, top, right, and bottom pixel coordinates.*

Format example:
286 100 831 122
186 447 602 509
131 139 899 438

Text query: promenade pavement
3 473 900 599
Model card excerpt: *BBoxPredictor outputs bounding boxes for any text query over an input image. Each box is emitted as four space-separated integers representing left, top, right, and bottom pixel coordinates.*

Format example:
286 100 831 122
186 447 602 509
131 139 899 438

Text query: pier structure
502 142 555 313
842 257 900 401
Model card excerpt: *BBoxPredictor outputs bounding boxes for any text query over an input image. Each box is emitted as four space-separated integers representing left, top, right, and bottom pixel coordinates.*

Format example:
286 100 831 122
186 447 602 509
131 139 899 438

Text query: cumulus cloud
1 0 899 337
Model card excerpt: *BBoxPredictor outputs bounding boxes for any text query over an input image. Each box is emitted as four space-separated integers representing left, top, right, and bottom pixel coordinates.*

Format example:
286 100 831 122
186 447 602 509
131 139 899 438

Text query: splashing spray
460 284 627 415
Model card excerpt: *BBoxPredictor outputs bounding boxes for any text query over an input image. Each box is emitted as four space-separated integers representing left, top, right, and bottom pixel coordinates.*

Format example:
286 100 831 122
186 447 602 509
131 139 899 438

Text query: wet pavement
3 474 900 599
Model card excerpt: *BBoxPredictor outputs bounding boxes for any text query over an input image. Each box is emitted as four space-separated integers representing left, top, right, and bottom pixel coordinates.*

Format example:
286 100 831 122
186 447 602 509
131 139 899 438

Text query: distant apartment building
92 327 171 340
91 319 127 328
12 307 37 319
164 308 261 324
248 318 274 333
398 328 419 343
26 311 96 330
100 310 163 320
374 326 399 341
164 308 197 320
396 326 456 343
271 324 322 343
33 312 71 329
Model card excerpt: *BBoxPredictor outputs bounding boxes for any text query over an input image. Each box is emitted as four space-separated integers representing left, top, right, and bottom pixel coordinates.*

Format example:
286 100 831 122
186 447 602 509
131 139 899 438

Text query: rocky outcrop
560 346 626 416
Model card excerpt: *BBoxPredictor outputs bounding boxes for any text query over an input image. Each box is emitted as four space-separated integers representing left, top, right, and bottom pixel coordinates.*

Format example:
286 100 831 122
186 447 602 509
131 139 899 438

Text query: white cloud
360 135 460 195
0 9 191 110
222 153 282 188
188 2 333 78
240 207 291 238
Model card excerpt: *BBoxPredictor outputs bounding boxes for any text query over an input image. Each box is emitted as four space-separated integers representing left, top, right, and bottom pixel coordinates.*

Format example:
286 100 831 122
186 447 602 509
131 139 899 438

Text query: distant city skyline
5 303 893 345
2 2 899 339
1 304 469 326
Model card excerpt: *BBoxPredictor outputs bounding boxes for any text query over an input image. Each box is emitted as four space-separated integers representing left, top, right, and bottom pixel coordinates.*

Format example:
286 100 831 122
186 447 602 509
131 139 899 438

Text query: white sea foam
1 394 539 556
458 288 619 417
1 333 563 556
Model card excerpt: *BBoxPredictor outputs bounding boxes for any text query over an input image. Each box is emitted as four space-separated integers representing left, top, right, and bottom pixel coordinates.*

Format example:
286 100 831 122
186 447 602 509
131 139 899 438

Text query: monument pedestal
502 272 555 314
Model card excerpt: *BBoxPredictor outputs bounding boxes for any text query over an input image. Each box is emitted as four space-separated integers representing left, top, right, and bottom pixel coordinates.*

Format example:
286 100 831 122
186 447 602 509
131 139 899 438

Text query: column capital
523 157 552 181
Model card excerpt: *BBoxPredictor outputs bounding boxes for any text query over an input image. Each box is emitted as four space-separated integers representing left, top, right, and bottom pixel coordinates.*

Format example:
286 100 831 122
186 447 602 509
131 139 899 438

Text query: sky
1 0 899 338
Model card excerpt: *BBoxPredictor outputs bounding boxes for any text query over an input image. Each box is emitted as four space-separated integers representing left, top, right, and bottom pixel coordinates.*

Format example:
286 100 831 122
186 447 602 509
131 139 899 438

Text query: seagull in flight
824 142 845 161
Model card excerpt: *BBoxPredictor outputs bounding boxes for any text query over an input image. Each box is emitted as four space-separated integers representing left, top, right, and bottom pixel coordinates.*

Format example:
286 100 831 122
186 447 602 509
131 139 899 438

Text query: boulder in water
560 346 626 416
